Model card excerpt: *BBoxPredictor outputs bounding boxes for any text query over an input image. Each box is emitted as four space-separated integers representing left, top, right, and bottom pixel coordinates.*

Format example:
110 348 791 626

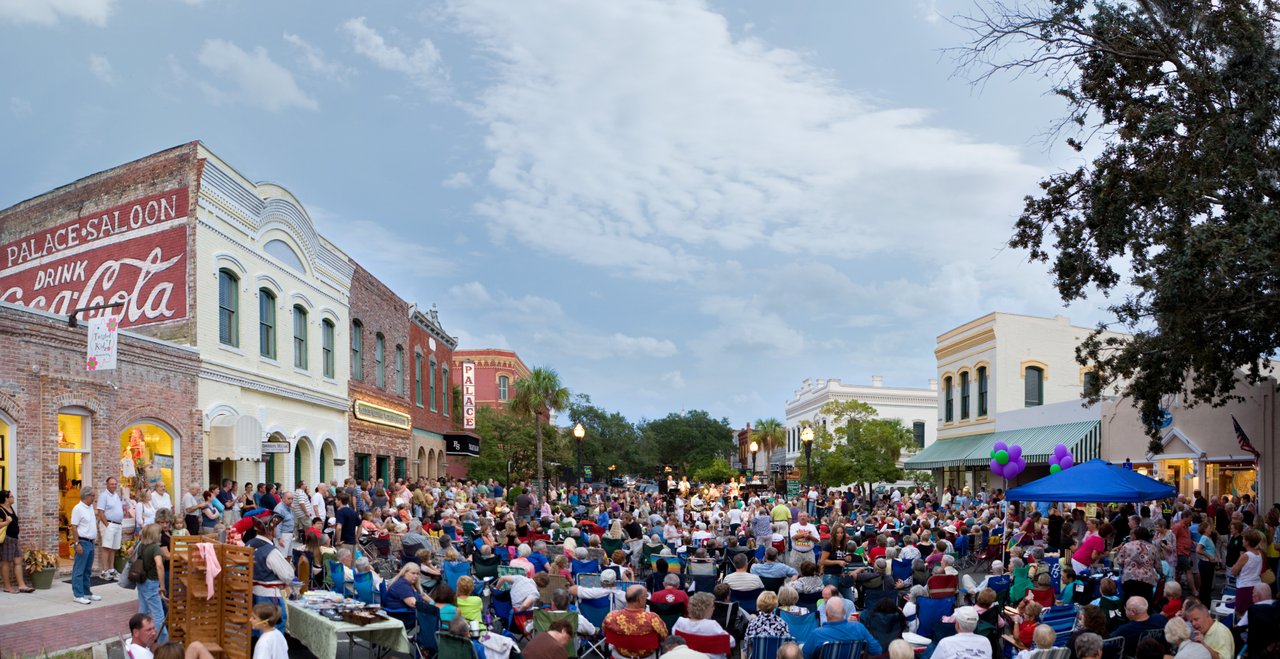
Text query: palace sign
0 188 190 329
462 360 476 429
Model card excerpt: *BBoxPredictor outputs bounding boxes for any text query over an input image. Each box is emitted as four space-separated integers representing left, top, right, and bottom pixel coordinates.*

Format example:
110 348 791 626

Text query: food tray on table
340 610 385 626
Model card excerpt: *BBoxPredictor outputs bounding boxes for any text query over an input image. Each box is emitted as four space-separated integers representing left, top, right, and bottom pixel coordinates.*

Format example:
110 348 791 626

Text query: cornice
196 214 349 308
199 365 349 411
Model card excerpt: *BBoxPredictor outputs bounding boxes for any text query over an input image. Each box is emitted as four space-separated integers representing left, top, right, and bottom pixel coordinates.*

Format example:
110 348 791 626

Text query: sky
0 0 1117 427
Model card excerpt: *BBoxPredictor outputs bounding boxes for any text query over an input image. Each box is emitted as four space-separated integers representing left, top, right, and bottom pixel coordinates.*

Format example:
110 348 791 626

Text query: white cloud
0 0 114 26
283 33 354 82
453 328 511 351
88 54 114 84
448 282 563 320
534 331 677 360
448 0 1041 281
342 16 446 91
442 172 472 189
196 39 318 112
9 97 32 116
661 371 685 389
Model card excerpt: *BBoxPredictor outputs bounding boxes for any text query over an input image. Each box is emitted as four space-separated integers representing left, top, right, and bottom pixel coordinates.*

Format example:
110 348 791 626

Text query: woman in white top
1230 528 1265 619
671 592 734 659
135 489 158 530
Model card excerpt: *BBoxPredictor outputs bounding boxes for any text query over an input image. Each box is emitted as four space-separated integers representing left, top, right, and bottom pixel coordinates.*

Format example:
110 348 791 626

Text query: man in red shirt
649 573 689 607
1172 514 1193 586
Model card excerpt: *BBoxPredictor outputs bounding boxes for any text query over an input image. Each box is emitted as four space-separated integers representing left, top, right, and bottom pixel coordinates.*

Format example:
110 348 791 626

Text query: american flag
1232 415 1261 462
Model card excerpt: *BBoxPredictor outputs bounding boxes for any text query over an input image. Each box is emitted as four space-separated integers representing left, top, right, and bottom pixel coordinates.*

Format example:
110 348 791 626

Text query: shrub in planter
23 549 58 590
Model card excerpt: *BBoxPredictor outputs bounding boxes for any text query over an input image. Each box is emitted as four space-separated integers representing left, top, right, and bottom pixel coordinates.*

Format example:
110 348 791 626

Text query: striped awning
905 420 1100 470
904 434 991 470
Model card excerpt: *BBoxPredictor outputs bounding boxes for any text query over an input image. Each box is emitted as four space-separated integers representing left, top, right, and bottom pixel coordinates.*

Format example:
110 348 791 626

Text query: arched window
321 319 335 378
1025 366 1044 407
498 375 510 401
375 333 386 388
944 376 954 423
429 356 438 412
218 269 239 347
395 346 405 396
977 366 989 417
960 371 970 420
258 289 276 359
292 305 308 370
351 320 363 380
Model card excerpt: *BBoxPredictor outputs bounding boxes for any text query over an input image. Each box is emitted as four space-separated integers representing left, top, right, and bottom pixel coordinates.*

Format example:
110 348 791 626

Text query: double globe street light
801 426 814 492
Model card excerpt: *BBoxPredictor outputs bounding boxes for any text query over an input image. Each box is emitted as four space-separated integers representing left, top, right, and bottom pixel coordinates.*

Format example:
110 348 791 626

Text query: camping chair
689 574 718 595
414 603 442 655
534 610 580 658
578 595 613 658
444 560 472 591
1010 566 1032 603
675 629 733 657
915 596 955 638
1100 636 1125 659
747 635 794 659
1028 649 1070 659
1040 605 1077 647
437 631 479 659
576 573 603 588
986 575 1011 605
474 553 502 581
540 574 571 604
605 624 662 659
495 564 528 588
649 600 687 634
381 580 419 629
714 600 747 649
796 590 821 613
353 571 376 604
814 640 865 659
891 559 914 585
602 536 625 557
730 587 765 615
572 559 601 576
328 559 348 595
927 574 959 600
778 609 817 641
761 576 787 592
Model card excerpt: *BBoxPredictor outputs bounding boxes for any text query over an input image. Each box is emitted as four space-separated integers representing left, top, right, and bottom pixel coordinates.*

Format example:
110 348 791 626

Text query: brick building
0 301 201 558
347 262 413 484
450 349 529 479
408 305 459 479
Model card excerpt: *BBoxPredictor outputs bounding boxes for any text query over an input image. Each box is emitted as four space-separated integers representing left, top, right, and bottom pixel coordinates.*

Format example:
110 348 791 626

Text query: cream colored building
784 376 939 471
195 146 352 488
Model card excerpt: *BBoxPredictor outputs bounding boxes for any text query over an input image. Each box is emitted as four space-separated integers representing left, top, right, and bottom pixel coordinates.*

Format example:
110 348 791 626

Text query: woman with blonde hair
136 523 169 643
777 585 807 615
745 590 790 656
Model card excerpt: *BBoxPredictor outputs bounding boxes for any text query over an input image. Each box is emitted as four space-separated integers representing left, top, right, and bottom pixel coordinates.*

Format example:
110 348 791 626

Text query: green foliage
957 1 1280 450
693 457 739 484
565 394 651 475
799 399 914 487
751 418 785 474
507 366 571 498
638 410 735 474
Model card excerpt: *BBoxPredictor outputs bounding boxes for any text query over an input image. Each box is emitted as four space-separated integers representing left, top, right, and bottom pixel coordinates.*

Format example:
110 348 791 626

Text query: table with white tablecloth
285 598 411 659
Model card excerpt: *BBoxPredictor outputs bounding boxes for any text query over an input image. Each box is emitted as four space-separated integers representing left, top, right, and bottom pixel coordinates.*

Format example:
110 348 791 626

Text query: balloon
990 458 1001 474
994 441 1008 452
1015 456 1026 471
1055 444 1069 457
1009 445 1022 461
1061 456 1074 470
989 449 996 459
1049 454 1061 467
1050 464 1062 474
995 450 1010 465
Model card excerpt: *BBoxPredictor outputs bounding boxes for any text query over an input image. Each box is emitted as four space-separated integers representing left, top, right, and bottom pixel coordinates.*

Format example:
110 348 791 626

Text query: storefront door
57 411 91 558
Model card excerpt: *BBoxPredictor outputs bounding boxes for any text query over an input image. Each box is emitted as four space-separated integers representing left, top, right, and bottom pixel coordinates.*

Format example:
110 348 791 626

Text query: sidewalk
0 579 137 658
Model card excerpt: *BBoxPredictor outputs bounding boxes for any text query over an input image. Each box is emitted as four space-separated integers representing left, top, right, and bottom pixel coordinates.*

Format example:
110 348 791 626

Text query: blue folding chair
891 559 913 584
571 559 601 576
328 559 349 595
443 560 472 591
731 587 765 615
1040 604 1077 647
915 596 955 638
779 609 817 641
689 574 717 594
797 590 822 613
353 570 376 604
815 640 865 659
576 573 603 588
747 635 794 659
413 602 442 651
986 574 1011 604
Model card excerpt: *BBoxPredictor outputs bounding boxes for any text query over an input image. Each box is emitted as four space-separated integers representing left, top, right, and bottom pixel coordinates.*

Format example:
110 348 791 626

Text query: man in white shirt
70 488 101 604
723 554 765 591
96 477 124 580
150 482 172 513
182 485 202 535
292 480 314 530
310 483 328 524
789 512 820 568
932 606 993 659
127 612 159 659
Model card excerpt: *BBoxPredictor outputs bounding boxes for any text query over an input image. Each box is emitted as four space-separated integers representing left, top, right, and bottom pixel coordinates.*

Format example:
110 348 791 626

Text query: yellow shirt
770 504 791 522
1203 621 1234 659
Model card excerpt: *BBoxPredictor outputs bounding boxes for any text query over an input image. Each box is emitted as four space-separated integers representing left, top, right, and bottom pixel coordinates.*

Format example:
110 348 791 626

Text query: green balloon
989 449 996 459
1050 464 1062 474
995 450 1010 465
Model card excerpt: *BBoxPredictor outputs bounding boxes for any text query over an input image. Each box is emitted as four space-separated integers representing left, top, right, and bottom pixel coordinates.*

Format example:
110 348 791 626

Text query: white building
196 145 353 488
783 376 939 471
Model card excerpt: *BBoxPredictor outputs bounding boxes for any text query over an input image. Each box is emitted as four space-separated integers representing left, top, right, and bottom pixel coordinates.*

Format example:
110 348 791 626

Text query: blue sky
0 0 1113 426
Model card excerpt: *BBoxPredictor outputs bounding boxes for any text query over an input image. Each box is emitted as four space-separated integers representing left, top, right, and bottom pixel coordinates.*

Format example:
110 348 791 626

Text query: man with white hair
1113 596 1167 657
1244 582 1280 653
932 606 992 659
510 543 536 577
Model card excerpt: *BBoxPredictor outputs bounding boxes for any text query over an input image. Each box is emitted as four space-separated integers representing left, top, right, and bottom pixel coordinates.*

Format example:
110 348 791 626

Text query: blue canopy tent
1005 459 1177 503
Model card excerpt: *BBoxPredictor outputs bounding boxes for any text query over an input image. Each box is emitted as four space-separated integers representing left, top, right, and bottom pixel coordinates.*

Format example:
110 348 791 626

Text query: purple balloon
995 463 1009 479
994 441 1008 452
990 459 1002 474
1049 454 1059 467
1061 456 1074 470
1009 445 1022 461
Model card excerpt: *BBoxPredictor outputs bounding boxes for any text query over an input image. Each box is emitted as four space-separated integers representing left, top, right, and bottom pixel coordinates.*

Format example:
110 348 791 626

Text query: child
251 602 288 659
1015 601 1043 648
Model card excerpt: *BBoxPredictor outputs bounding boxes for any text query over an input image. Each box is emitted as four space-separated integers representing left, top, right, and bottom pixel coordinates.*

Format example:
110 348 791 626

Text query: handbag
119 543 143 590
1263 567 1276 585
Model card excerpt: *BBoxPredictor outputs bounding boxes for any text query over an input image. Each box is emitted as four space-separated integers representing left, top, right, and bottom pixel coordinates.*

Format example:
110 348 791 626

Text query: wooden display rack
168 534 253 659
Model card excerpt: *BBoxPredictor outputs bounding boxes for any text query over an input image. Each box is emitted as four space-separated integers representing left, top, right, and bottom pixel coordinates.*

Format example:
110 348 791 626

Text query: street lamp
801 426 814 492
573 423 585 488
749 440 759 481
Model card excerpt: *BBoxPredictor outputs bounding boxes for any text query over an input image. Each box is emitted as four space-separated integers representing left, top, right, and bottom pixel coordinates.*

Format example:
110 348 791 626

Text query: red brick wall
0 303 201 557
347 263 412 470
451 349 531 409
408 318 455 435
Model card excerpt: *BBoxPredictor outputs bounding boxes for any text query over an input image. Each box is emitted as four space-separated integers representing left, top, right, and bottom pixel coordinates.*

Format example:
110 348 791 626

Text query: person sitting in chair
801 597 882 659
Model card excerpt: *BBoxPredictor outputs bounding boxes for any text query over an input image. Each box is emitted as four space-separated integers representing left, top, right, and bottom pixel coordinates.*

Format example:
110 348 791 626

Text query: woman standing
1115 526 1161 608
1072 519 1107 573
1195 524 1219 607
135 489 158 531
0 491 33 593
136 523 168 643
1229 528 1264 619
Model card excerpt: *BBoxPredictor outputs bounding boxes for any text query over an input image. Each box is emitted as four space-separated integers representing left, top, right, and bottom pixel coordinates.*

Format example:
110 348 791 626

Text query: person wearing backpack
135 523 168 643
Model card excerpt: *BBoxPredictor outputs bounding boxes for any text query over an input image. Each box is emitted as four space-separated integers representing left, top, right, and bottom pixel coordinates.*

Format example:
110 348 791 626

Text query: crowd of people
35 471 1280 659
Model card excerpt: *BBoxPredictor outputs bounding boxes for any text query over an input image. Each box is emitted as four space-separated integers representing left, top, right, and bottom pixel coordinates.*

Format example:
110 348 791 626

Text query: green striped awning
905 420 1101 470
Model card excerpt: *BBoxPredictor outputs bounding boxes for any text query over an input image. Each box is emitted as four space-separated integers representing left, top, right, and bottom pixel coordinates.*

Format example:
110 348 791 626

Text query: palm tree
751 418 785 478
508 366 570 502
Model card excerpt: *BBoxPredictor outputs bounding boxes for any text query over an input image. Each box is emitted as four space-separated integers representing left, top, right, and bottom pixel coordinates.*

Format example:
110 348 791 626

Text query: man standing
789 512 820 568
150 482 173 514
217 479 236 525
70 487 101 604
310 483 328 526
273 491 296 553
291 481 313 532
96 477 124 580
334 492 361 555
182 485 203 535
247 515 296 634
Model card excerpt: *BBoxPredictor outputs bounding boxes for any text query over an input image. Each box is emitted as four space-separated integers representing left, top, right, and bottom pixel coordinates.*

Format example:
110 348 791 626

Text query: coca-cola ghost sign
0 188 189 329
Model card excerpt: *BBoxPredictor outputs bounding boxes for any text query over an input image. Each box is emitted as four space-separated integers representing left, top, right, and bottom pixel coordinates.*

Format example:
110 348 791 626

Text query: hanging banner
86 313 120 371
462 360 476 429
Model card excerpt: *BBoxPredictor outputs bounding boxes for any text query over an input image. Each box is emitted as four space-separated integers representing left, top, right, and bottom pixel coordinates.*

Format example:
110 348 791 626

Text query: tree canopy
958 0 1280 449
565 394 651 475
638 410 736 475
801 399 914 487
507 366 570 497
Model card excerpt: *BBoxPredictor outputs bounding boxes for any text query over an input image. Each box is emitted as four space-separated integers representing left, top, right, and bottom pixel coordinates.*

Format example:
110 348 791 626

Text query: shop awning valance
904 420 1100 470
208 415 264 462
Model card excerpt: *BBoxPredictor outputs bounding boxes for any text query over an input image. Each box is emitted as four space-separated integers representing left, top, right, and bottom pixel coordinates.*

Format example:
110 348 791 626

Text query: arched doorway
264 432 289 486
427 450 436 480
58 407 92 557
294 437 314 488
417 447 427 479
320 439 335 485
120 420 181 504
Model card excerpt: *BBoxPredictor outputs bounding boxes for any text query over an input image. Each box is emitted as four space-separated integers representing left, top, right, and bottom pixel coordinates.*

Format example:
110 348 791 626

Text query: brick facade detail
347 262 412 482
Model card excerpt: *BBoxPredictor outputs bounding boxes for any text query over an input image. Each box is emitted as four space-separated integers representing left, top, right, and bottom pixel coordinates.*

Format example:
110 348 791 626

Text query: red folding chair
927 574 959 600
675 630 733 657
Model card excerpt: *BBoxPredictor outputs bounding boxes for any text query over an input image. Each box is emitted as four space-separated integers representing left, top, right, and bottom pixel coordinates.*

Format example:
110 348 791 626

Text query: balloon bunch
1049 443 1074 474
989 441 1027 480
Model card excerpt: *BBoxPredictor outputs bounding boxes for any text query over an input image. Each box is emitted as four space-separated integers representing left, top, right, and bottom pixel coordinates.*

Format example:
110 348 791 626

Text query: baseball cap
600 571 617 584
951 606 979 626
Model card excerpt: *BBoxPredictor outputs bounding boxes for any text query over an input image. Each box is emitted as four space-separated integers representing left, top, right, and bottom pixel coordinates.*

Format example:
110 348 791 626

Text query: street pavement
0 579 137 657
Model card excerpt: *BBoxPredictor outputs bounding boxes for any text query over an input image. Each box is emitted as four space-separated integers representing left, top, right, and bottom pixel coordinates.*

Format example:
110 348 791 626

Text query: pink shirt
1073 534 1105 566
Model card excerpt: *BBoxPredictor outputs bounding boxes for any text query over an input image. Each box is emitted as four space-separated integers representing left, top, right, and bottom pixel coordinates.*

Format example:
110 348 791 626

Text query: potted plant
24 548 58 590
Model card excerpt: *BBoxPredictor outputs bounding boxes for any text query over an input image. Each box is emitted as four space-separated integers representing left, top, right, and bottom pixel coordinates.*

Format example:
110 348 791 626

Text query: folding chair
572 559 601 576
578 595 612 658
649 600 687 634
444 560 472 591
778 609 816 641
689 574 718 595
353 570 376 604
540 574 571 604
927 574 959 600
714 600 746 649
675 629 733 657
796 590 821 613
437 631 479 659
604 625 661 659
914 596 955 638
328 559 348 595
747 635 794 659
414 604 442 656
760 576 787 592
815 640 865 659
602 536 625 557
986 574 1011 605
382 580 419 629
1039 605 1077 647
534 610 580 658
474 553 502 581
1031 649 1070 659
891 559 913 585
1100 635 1125 659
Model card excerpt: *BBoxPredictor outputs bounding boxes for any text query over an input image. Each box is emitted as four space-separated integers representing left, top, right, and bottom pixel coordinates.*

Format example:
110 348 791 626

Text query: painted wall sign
353 399 412 430
0 188 189 329
462 360 476 430
86 313 120 371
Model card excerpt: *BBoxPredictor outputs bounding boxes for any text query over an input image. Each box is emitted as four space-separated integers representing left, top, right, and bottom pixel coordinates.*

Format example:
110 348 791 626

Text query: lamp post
573 423 585 488
801 427 814 492
749 440 759 481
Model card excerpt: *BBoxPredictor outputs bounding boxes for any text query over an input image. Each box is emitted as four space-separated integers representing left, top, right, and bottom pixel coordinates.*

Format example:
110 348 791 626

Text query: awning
904 420 1100 470
444 431 480 457
208 415 264 462
1007 459 1176 502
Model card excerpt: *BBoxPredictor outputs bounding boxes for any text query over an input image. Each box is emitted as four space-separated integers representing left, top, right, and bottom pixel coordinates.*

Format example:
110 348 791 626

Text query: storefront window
0 416 9 491
58 411 90 558
1159 458 1194 499
1206 462 1257 500
120 423 176 502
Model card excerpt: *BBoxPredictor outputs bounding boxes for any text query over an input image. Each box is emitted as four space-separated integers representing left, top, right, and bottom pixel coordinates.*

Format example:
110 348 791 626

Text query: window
322 319 335 378
944 376 954 423
258 289 276 358
977 366 989 417
355 453 370 481
351 320 363 380
913 421 926 449
292 305 308 369
375 333 386 388
414 353 423 407
960 371 970 420
429 356 438 412
395 346 405 396
263 239 305 273
1083 370 1100 398
376 455 390 483
1025 366 1045 407
498 375 510 402
218 269 239 346
441 365 450 416
394 457 407 481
